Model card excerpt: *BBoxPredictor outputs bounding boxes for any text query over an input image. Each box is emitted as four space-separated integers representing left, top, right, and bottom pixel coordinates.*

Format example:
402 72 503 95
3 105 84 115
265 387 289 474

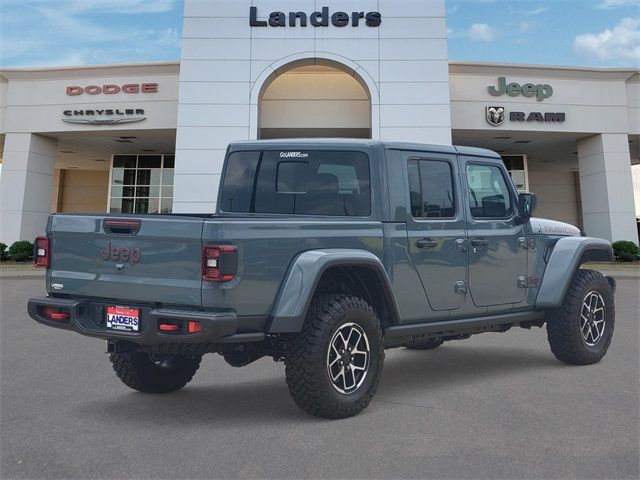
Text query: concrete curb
0 271 46 279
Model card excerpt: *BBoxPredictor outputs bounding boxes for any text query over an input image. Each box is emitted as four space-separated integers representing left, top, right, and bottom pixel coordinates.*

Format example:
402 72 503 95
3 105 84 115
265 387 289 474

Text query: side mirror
517 192 537 223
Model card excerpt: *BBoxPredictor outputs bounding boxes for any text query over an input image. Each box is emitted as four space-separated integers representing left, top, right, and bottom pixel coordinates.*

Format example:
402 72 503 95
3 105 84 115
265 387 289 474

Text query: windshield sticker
279 152 309 158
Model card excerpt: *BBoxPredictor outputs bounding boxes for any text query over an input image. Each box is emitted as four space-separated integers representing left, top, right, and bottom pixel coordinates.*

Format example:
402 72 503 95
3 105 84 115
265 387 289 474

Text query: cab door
405 154 467 311
462 160 526 307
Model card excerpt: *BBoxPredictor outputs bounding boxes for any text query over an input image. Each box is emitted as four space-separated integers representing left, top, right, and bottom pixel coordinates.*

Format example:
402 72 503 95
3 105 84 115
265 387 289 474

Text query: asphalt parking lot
1 275 638 479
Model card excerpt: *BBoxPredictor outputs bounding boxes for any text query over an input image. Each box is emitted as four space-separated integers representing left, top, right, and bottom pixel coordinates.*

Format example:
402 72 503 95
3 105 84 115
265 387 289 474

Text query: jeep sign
488 77 553 102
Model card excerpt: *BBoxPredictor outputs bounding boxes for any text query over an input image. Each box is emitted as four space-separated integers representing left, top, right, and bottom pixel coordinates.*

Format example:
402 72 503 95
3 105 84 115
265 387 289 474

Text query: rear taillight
159 323 180 332
202 245 237 282
33 236 50 268
42 307 69 321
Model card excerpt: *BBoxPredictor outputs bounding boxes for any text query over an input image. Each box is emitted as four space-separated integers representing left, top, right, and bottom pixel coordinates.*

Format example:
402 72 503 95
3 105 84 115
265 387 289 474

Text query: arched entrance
257 58 372 139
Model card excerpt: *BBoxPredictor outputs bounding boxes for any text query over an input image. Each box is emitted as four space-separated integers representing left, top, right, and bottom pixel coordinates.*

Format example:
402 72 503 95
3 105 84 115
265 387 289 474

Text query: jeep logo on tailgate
100 241 141 264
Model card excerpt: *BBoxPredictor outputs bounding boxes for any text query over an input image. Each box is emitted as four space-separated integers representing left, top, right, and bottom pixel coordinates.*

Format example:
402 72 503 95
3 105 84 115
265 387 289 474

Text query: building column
0 133 57 244
577 134 638 243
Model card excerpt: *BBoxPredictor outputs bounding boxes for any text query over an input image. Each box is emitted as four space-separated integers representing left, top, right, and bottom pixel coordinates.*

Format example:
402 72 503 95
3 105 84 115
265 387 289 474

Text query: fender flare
267 249 399 333
536 236 614 308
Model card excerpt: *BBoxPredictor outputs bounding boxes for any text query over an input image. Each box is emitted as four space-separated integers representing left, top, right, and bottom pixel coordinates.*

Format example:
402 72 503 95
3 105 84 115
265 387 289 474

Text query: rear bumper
27 296 265 346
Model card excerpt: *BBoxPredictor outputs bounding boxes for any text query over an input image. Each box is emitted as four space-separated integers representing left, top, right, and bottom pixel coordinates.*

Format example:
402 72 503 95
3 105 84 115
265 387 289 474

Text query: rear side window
219 151 260 213
466 163 513 219
220 150 371 216
408 159 456 219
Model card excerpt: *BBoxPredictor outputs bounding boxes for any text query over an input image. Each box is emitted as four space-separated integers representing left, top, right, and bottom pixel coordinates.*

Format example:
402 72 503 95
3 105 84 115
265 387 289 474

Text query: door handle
471 238 490 248
416 238 438 249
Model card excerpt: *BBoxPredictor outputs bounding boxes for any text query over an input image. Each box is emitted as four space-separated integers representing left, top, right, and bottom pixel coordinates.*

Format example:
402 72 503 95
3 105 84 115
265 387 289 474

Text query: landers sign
249 6 382 27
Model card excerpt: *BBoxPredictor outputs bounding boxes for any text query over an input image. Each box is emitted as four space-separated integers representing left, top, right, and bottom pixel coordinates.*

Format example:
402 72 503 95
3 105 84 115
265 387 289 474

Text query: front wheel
285 294 384 419
546 269 615 365
109 351 202 393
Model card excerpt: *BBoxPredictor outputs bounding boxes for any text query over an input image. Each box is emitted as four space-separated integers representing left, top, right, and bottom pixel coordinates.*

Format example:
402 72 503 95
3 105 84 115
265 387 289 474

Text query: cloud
596 0 638 9
468 23 497 42
525 7 547 15
519 21 536 32
573 17 640 64
2 0 178 14
0 0 182 67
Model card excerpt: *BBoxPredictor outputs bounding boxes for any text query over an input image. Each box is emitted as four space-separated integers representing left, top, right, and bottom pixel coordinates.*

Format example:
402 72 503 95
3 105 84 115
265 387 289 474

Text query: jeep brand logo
100 242 142 264
249 6 381 27
66 83 158 96
488 77 553 102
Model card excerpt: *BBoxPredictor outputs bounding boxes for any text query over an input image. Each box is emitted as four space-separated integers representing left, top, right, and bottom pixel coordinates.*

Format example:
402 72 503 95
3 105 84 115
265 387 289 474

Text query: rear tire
405 338 444 350
546 269 614 365
285 294 384 419
109 351 202 393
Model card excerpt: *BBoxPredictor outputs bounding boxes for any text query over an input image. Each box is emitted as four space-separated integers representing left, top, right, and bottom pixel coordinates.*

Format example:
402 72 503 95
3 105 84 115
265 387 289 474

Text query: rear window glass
220 150 370 216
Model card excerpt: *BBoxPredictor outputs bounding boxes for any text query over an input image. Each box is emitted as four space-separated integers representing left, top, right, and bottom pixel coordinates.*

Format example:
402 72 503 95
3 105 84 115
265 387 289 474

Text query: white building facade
0 0 638 244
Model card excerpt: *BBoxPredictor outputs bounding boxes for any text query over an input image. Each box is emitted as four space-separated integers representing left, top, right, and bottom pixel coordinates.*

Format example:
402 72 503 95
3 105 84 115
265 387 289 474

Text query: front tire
109 351 202 393
546 269 614 365
285 294 384 419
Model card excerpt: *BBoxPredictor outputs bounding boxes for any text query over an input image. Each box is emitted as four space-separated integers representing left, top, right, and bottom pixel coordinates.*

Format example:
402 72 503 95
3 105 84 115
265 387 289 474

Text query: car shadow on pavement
76 344 561 425
378 344 560 395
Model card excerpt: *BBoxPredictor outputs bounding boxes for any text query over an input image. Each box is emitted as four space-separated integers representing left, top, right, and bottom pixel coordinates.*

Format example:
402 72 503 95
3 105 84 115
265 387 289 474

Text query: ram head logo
486 106 505 127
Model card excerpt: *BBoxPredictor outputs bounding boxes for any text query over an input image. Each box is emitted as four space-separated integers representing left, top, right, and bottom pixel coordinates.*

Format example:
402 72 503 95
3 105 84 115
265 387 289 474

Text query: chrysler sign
62 108 146 125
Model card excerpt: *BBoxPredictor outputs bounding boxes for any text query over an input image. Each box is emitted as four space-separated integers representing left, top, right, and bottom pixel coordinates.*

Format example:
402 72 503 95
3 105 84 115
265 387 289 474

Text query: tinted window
466 163 513 218
219 151 260 212
220 150 370 216
408 159 456 219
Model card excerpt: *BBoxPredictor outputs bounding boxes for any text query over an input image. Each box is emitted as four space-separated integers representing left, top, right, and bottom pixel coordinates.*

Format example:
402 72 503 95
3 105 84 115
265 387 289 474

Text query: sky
0 0 638 213
0 0 638 68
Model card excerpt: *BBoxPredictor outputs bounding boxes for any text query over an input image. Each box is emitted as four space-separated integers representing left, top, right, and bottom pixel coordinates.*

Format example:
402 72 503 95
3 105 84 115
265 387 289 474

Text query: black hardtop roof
227 138 501 160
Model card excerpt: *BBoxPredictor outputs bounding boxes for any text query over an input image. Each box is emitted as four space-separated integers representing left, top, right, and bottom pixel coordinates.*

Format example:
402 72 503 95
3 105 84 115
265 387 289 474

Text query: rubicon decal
62 108 146 125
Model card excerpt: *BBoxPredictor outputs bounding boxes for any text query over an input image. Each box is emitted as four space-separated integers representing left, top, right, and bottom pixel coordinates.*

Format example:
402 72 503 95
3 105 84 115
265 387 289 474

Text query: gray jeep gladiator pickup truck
28 140 616 419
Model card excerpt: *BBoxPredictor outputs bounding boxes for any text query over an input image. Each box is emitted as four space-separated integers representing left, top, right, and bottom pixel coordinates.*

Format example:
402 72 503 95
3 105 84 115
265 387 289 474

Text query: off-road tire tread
285 294 384 419
109 351 202 393
546 269 614 365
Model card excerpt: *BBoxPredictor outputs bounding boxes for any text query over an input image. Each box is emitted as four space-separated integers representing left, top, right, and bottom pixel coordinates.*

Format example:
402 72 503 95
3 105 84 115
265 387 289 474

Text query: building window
109 154 174 214
501 155 529 192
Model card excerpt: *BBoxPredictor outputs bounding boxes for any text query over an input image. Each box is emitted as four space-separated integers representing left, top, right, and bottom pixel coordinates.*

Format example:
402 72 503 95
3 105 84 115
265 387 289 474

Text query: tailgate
47 214 204 307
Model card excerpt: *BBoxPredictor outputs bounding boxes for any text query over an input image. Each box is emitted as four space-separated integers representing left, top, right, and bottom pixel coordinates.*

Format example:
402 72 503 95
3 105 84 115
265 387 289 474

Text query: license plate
106 306 140 333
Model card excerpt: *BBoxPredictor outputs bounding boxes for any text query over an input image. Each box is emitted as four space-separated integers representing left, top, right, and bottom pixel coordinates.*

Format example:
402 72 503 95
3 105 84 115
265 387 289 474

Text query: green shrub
612 240 640 262
8 240 34 262
0 242 8 261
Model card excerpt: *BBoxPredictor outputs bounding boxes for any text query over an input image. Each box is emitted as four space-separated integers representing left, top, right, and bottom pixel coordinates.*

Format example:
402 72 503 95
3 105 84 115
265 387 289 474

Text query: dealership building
0 0 638 244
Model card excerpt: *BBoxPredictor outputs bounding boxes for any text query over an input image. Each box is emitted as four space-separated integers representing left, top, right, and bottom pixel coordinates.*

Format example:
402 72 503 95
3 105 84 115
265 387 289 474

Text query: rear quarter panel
201 219 384 317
